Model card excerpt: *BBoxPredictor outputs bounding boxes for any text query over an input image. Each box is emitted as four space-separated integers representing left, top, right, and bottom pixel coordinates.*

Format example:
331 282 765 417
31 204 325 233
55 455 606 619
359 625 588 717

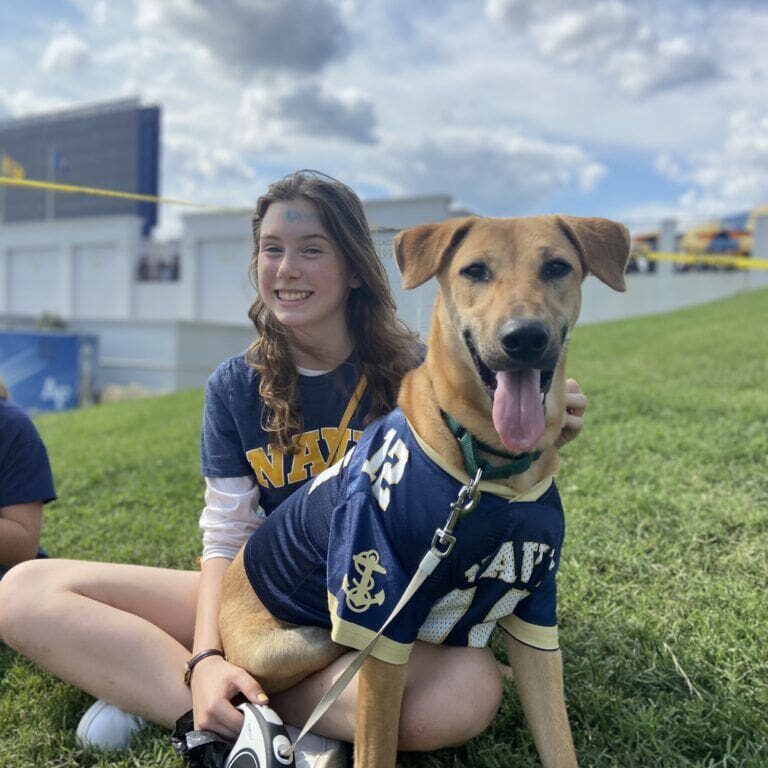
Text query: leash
287 409 542 755
283 468 484 759
442 411 541 479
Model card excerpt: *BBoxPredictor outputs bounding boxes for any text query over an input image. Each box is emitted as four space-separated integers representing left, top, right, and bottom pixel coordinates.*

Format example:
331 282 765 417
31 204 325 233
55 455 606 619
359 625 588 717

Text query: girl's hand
190 653 268 739
555 378 588 448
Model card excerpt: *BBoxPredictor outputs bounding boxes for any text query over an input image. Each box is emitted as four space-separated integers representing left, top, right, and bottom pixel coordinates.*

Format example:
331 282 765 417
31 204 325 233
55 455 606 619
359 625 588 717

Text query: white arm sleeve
200 476 266 563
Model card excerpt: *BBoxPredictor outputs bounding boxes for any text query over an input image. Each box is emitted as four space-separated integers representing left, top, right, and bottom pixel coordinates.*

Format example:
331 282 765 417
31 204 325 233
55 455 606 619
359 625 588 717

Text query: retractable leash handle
283 468 484 760
222 702 293 767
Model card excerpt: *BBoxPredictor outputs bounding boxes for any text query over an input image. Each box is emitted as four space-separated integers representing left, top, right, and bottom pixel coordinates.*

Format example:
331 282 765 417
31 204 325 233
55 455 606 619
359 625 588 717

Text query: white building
0 195 466 398
1 197 767 404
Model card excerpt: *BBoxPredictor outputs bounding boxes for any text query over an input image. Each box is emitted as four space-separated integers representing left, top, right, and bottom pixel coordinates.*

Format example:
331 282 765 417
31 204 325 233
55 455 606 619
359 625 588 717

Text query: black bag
171 709 233 768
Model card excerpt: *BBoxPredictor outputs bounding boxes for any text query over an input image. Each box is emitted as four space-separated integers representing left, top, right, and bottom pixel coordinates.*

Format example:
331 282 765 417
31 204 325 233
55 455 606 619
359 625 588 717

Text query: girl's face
257 198 361 342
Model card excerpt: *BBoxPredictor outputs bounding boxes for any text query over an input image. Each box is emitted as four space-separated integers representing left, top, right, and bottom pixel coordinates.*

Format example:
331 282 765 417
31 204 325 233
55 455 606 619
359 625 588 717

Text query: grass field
2 288 767 768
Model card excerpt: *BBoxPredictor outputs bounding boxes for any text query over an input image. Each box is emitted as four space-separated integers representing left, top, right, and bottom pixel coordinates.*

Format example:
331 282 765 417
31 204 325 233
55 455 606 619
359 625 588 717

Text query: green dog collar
442 411 542 480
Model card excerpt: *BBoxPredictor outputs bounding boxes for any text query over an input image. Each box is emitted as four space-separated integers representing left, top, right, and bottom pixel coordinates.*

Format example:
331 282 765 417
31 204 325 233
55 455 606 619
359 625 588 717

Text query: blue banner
0 331 99 412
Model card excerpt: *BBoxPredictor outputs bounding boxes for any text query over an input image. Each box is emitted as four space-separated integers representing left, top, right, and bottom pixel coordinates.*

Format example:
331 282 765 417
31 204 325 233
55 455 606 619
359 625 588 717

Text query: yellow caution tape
0 175 242 212
3 175 768 271
645 251 768 271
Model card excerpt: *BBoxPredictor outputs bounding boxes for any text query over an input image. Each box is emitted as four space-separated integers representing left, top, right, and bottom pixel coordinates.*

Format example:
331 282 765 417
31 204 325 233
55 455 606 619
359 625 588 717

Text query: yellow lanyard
324 375 368 468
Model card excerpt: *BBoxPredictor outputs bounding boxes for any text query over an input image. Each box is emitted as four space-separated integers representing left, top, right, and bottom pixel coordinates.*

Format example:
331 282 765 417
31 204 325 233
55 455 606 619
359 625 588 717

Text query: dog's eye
460 263 490 282
541 259 572 280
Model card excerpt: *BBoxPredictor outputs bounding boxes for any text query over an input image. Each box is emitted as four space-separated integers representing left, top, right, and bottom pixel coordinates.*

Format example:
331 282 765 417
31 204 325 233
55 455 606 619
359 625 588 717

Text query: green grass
2 288 767 767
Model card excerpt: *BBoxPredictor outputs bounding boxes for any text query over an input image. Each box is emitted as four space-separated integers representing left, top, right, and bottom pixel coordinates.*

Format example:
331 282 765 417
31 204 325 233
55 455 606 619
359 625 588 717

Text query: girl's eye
460 262 490 282
541 259 573 280
260 245 282 255
304 247 323 256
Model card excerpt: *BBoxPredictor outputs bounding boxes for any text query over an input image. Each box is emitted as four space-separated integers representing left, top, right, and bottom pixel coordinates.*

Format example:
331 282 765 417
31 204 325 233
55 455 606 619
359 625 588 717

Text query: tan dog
220 215 630 768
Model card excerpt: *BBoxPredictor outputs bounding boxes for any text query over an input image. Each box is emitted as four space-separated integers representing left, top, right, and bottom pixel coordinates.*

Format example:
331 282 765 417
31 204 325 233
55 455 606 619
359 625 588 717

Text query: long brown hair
245 170 421 452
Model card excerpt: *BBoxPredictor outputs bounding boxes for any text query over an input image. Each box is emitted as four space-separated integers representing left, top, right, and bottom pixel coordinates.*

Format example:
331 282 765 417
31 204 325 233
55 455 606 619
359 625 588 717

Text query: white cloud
579 163 608 192
687 111 768 207
0 89 68 118
39 30 91 73
235 87 287 152
380 129 607 215
135 0 349 77
615 37 720 97
4 0 768 236
92 2 108 27
235 82 377 151
654 153 688 184
274 85 376 144
487 0 720 96
165 134 256 185
636 110 768 226
534 2 640 66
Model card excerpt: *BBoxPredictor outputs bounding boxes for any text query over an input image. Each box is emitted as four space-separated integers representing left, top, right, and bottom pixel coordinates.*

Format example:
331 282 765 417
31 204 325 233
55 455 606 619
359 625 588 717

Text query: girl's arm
190 476 267 737
189 556 267 738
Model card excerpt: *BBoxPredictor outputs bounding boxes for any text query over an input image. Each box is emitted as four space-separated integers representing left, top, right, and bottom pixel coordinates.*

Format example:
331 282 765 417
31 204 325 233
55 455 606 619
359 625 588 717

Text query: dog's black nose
500 319 550 362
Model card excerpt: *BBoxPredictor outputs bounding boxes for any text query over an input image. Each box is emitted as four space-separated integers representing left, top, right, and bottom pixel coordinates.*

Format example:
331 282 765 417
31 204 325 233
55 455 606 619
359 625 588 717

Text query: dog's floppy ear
394 217 477 289
557 216 631 292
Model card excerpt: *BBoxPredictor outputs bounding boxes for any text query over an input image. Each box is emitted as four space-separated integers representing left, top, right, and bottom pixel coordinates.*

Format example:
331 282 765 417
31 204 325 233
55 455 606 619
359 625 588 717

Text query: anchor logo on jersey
342 550 387 613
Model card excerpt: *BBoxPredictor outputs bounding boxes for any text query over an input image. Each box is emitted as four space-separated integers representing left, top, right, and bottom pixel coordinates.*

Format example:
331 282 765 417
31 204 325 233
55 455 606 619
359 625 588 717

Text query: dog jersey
243 408 564 665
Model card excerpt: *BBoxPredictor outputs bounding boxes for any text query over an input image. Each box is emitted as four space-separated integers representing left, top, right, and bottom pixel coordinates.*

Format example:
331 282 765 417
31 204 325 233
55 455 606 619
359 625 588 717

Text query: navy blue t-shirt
0 400 56 508
200 354 372 513
244 408 564 664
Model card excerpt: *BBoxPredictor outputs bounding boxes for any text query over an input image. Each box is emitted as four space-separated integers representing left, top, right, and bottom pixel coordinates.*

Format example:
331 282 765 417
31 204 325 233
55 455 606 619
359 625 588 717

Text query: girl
0 171 587 765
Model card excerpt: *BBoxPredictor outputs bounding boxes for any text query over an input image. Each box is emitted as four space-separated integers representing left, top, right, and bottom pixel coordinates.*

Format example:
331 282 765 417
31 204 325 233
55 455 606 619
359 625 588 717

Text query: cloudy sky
2 0 768 238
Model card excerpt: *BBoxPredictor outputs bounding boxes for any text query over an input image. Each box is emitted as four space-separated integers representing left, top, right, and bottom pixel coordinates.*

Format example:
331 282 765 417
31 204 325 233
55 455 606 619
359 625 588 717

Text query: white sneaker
285 725 348 768
76 699 147 751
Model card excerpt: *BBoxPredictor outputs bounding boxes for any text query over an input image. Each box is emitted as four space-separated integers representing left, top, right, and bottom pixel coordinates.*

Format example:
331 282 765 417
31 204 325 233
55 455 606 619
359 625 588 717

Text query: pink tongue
492 369 545 453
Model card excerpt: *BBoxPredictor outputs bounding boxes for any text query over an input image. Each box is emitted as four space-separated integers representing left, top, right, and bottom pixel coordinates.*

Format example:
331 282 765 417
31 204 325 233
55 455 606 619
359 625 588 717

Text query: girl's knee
0 559 48 645
399 647 503 750
440 652 503 743
460 660 504 739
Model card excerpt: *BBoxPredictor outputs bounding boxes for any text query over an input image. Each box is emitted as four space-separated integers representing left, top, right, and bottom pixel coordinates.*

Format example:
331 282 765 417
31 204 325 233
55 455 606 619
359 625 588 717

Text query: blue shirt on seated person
0 397 56 578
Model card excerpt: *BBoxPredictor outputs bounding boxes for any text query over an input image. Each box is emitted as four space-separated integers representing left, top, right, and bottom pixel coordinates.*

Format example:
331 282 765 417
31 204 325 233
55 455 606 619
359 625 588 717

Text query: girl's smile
275 290 312 300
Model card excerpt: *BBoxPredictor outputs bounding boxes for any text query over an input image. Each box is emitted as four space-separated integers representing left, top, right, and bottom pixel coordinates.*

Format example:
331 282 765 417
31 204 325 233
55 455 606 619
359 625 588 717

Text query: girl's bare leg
0 560 502 748
0 558 199 728
271 642 503 750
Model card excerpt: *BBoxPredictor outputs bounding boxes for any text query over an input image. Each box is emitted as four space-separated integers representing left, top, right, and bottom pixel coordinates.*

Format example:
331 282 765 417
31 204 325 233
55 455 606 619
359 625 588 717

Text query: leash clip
431 528 457 559
451 468 483 517
432 469 483 559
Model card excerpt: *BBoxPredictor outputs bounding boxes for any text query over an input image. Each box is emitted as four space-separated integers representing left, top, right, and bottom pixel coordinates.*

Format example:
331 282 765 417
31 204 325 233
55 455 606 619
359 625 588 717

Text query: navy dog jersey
244 408 564 664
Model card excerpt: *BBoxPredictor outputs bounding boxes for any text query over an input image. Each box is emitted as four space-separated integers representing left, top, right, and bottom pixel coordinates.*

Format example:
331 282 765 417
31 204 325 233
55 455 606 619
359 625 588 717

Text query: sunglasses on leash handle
172 702 294 768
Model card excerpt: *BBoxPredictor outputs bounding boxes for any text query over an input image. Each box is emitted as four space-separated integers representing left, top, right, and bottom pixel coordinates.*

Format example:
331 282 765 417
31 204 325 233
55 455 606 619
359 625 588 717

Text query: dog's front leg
505 635 578 768
355 656 407 768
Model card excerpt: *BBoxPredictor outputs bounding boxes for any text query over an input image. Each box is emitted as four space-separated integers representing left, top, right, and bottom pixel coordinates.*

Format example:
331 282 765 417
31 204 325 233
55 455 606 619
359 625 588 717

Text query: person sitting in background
0 385 56 579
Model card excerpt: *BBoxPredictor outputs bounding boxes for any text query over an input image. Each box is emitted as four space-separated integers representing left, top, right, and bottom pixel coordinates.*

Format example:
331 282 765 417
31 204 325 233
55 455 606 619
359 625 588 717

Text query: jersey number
361 428 410 511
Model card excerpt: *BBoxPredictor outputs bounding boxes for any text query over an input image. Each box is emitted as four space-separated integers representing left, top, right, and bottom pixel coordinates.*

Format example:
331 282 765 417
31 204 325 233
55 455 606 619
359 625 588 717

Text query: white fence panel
9 246 62 316
73 243 121 319
196 237 253 325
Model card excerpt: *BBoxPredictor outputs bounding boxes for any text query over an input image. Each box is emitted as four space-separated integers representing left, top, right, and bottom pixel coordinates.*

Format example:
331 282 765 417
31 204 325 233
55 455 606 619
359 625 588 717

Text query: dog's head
394 215 630 454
